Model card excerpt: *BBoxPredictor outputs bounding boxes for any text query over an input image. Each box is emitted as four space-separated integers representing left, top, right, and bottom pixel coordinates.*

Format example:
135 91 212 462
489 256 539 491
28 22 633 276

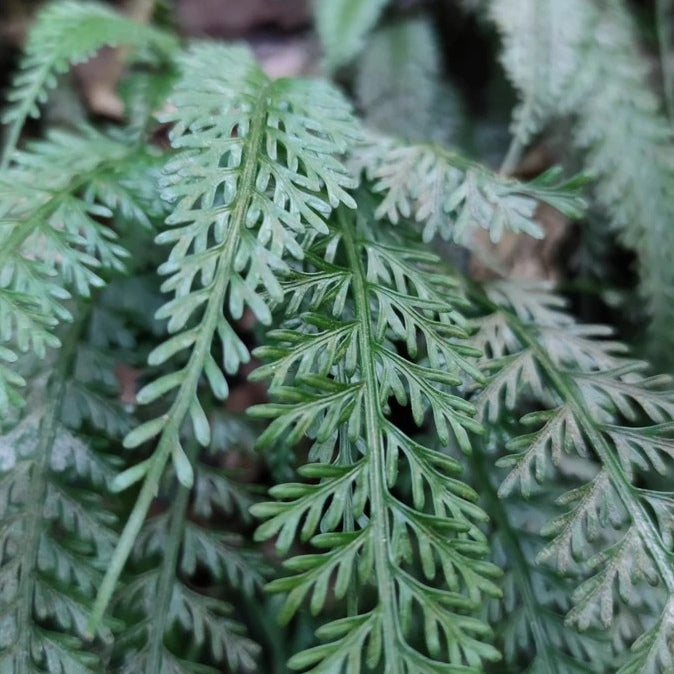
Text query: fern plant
1 1 674 673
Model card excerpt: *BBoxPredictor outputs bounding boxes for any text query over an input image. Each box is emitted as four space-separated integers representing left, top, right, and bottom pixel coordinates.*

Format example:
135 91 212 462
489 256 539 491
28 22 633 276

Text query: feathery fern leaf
0 308 126 673
0 0 177 168
470 431 619 673
471 281 674 673
88 43 360 631
489 0 591 172
489 0 674 363
354 132 586 244
251 204 502 673
0 126 153 417
113 412 262 674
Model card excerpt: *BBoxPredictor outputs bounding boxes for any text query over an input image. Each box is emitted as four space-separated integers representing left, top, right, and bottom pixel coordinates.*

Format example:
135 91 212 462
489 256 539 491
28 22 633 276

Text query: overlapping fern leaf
113 412 263 674
489 0 674 363
250 203 502 673
352 132 586 245
470 432 619 673
0 300 129 673
470 281 674 673
0 125 156 423
0 0 177 167
88 43 360 630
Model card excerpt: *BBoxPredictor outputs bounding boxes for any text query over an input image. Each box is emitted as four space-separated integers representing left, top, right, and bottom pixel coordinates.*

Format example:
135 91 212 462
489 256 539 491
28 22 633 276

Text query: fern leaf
252 205 501 672
354 133 586 244
0 310 125 673
489 0 591 165
313 0 391 71
489 0 674 363
114 413 262 674
88 43 359 631
1 0 177 167
472 281 674 672
471 441 616 673
0 126 150 416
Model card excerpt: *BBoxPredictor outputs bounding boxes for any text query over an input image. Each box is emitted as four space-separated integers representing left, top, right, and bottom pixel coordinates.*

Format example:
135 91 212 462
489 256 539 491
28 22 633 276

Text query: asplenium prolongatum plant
1 1 673 672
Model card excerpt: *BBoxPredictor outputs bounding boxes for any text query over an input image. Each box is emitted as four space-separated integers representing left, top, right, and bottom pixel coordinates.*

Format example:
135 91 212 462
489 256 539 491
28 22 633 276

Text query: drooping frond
251 204 501 673
489 0 674 363
113 412 263 674
488 0 592 168
355 17 460 144
1 0 177 167
0 306 127 673
353 132 586 244
313 0 392 72
0 126 153 416
88 43 360 631
471 281 674 673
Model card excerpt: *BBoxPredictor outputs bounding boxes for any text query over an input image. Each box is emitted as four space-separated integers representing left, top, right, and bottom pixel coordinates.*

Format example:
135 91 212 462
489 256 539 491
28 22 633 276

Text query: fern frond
354 132 586 244
114 417 263 674
471 281 674 673
1 0 177 167
313 0 391 72
251 205 501 673
88 43 359 632
489 0 592 170
489 0 674 362
0 309 125 673
0 125 153 416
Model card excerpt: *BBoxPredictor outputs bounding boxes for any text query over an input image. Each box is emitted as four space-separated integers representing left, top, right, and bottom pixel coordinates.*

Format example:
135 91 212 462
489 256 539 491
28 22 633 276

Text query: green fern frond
114 415 263 674
469 428 618 673
1 0 177 167
489 0 674 362
313 0 391 72
471 281 674 673
489 0 592 171
354 133 586 244
0 126 154 416
0 309 126 673
88 43 360 632
251 204 501 673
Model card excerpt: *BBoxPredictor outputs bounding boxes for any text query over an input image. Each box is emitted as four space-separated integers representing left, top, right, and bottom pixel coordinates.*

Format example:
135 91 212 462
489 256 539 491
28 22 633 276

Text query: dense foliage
1 1 673 672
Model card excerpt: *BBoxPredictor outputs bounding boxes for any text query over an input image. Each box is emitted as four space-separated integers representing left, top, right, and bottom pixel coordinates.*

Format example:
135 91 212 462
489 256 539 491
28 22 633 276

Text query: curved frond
0 310 124 672
0 126 150 416
1 0 177 167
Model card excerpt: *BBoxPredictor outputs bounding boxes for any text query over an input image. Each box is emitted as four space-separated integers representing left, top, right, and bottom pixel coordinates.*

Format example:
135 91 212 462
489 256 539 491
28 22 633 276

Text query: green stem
15 313 85 670
335 362 358 617
340 211 401 672
146 442 198 673
87 83 271 634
